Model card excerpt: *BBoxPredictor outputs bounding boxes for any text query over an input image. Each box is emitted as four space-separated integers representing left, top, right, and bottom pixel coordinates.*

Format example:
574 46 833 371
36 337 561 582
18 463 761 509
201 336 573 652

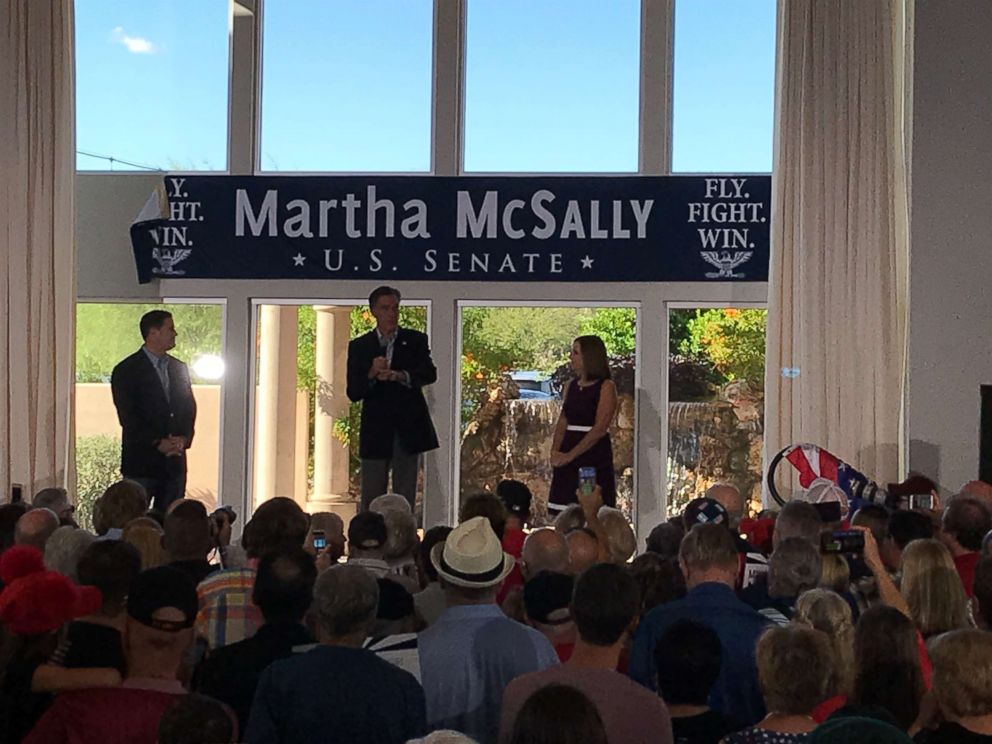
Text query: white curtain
764 0 911 492
0 0 76 499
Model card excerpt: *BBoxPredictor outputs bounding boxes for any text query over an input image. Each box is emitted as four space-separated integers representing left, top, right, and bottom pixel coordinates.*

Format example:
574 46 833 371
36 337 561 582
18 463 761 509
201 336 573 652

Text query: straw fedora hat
430 516 514 589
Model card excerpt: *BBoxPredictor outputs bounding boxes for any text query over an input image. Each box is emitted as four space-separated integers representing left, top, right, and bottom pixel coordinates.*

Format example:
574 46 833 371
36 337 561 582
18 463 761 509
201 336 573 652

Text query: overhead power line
76 149 164 172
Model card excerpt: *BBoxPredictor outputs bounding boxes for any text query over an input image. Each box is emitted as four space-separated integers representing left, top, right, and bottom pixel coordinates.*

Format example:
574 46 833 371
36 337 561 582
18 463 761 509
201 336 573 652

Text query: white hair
44 526 97 582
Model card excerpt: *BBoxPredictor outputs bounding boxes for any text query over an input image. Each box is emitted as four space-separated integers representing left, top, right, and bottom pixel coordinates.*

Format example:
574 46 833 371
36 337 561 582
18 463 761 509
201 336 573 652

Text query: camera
820 530 865 555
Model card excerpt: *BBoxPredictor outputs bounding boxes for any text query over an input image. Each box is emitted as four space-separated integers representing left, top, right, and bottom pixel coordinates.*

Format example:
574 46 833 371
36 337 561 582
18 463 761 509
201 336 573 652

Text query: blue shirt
142 346 170 399
418 604 559 744
630 582 769 726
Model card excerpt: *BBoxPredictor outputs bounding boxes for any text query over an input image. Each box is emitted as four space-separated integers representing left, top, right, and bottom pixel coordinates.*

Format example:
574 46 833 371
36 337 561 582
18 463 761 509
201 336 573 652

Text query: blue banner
130 175 770 283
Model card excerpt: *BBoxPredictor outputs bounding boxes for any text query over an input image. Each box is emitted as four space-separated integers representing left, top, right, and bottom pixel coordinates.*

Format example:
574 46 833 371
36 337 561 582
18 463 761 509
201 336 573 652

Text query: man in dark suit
347 286 438 512
110 310 197 513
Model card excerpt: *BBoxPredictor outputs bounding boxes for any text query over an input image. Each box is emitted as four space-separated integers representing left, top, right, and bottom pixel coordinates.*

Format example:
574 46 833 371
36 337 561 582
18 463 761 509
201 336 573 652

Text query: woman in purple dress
548 335 618 512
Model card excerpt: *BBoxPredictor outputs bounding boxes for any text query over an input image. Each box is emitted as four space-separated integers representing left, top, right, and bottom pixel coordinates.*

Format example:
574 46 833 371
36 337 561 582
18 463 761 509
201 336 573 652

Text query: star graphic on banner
580 255 594 269
292 253 306 266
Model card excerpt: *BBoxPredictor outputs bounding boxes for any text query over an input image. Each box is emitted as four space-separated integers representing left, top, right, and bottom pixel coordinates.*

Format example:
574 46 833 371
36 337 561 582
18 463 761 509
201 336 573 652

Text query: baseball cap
348 512 387 550
523 571 574 626
682 497 730 530
127 566 198 632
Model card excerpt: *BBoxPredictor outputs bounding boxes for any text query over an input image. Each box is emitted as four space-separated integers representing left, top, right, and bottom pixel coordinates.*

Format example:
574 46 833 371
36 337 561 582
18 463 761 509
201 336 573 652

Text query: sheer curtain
763 0 911 493
0 0 76 499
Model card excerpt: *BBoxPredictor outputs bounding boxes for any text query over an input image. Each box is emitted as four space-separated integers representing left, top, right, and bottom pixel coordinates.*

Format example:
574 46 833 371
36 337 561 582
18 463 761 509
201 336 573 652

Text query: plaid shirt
195 565 262 649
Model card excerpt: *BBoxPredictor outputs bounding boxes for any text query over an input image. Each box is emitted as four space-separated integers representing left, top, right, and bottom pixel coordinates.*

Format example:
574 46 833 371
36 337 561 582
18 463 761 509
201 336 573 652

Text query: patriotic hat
682 498 730 530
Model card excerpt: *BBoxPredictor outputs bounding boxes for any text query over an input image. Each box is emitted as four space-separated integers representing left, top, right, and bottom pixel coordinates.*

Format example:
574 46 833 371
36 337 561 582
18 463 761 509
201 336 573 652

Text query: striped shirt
196 566 262 649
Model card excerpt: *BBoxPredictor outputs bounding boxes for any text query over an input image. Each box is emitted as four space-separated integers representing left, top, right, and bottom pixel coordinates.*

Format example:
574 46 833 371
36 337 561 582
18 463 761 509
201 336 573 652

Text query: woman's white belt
566 425 593 432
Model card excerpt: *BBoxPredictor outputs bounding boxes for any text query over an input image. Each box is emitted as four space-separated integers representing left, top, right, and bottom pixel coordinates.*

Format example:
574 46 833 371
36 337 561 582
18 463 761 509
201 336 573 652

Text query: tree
579 308 637 356
684 308 767 387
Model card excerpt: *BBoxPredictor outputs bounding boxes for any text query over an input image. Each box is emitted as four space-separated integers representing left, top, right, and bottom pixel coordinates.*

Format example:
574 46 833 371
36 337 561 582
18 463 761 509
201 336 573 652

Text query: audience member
408 731 479 744
245 565 426 744
0 502 29 557
43 526 96 582
92 480 148 538
722 625 832 743
24 565 199 744
646 521 684 560
852 606 925 731
817 554 854 609
197 497 309 649
900 538 970 638
773 500 823 548
502 528 570 622
303 511 346 562
365 578 421 681
940 496 992 596
501 563 671 744
54 539 142 672
655 619 739 744
157 694 237 744
631 524 770 726
348 510 420 594
164 501 218 586
742 538 821 625
508 684 608 744
419 516 558 743
0 546 107 744
629 552 686 617
370 493 421 579
414 525 452 626
496 479 532 532
888 509 934 566
809 716 911 743
32 487 76 523
920 629 992 742
683 496 768 589
705 484 746 527
124 516 167 570
794 589 855 722
597 507 637 564
852 504 900 571
961 480 992 515
522 571 576 661
565 529 600 575
459 492 508 540
193 547 317 735
14 508 59 552
553 504 586 535
973 556 992 629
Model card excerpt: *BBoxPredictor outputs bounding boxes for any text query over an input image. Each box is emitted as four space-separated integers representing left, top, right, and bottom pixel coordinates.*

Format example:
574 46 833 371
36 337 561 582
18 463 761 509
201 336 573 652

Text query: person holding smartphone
548 335 618 512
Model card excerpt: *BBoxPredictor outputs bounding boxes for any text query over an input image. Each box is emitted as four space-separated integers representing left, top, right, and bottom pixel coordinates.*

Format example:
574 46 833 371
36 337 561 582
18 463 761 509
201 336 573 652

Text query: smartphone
909 493 934 510
578 467 597 496
312 530 327 551
10 483 23 504
820 530 865 555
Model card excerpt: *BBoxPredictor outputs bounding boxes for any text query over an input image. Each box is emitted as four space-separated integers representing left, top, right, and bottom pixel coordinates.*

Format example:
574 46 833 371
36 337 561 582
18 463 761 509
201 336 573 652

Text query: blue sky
75 0 775 173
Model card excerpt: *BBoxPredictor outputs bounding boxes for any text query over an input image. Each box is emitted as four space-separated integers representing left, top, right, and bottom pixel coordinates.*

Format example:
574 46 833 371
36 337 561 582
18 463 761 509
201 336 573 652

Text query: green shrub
75 435 122 531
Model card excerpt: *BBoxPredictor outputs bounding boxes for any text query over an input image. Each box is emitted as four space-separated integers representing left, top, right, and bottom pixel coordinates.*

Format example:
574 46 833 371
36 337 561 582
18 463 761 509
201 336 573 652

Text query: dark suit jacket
193 621 314 737
346 328 438 459
110 349 196 480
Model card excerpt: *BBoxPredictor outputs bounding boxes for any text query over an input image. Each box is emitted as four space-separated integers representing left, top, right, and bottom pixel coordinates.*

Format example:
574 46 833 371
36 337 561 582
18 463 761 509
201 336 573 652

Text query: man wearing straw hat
419 516 559 744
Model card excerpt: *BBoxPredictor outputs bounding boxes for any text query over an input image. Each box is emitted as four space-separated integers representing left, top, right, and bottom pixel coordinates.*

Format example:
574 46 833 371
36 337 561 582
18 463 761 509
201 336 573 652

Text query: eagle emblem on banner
151 247 191 276
701 250 752 279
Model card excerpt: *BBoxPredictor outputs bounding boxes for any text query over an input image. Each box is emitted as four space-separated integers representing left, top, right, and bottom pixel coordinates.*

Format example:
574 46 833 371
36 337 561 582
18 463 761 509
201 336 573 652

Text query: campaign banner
129 175 770 284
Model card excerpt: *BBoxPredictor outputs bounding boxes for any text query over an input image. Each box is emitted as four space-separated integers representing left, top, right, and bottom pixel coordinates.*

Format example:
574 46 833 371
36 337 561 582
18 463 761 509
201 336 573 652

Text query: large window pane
75 303 224 529
75 1 228 171
667 308 766 517
464 1 640 173
671 0 775 173
260 2 432 172
459 305 637 524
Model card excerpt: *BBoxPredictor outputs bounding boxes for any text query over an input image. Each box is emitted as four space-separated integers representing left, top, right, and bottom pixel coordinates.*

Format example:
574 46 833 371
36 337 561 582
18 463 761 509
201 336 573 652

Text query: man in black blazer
111 310 197 513
347 287 438 511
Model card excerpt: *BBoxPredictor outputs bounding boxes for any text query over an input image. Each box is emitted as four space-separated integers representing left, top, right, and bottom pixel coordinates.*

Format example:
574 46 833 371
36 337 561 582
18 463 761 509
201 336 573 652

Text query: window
671 0 775 173
75 1 229 171
464 0 640 173
259 1 433 172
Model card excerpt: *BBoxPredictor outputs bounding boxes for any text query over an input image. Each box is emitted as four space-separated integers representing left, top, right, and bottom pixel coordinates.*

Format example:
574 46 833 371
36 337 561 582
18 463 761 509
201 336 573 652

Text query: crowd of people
3 475 992 743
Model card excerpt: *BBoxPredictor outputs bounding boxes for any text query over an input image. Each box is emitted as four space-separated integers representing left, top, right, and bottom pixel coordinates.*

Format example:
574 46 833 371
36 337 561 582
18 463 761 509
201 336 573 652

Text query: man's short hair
44 525 96 583
139 310 173 340
646 521 684 559
419 525 452 582
655 619 723 706
163 500 212 561
242 497 309 559
679 523 738 573
571 563 640 646
757 625 832 715
312 565 379 638
93 480 148 535
888 509 934 550
252 547 317 624
458 492 507 540
158 694 235 744
368 286 401 308
943 497 992 552
77 539 143 615
851 504 891 544
14 508 60 551
773 501 823 546
930 629 992 719
32 487 68 513
768 538 822 599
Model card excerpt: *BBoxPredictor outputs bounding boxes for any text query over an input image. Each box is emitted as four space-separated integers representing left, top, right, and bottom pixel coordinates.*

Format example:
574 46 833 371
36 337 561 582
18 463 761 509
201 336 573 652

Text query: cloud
111 26 156 54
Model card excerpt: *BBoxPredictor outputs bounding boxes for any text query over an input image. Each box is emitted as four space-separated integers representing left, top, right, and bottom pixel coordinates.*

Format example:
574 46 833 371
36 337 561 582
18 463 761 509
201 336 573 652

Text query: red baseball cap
0 546 102 635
